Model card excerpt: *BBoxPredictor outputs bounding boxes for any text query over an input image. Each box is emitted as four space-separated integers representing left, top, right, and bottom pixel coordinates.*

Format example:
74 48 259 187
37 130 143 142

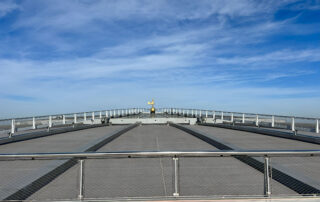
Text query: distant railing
1 150 319 200
161 108 320 134
0 108 319 137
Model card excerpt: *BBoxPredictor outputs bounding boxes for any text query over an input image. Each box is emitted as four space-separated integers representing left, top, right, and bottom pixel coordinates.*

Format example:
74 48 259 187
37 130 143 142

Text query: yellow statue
148 99 156 114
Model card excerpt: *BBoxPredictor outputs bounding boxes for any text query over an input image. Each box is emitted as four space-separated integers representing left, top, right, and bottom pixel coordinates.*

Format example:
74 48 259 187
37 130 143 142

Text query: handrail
0 150 319 160
1 107 319 121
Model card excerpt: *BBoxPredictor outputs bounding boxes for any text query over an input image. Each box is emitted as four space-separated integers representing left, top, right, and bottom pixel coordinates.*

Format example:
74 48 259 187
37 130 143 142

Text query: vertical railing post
205 111 208 118
84 113 87 121
291 117 295 132
191 109 194 117
173 157 179 197
106 111 108 118
74 114 77 124
11 119 15 135
231 113 234 122
78 159 85 200
264 157 271 197
256 115 259 127
49 116 52 128
32 117 36 129
213 111 216 120
99 111 102 119
62 115 66 125
316 119 319 134
199 110 202 118
92 112 95 121
221 112 224 121
271 116 275 128
242 113 245 124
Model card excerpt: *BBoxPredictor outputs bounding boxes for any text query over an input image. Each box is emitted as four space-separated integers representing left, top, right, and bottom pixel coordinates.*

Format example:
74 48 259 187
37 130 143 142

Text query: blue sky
0 0 320 118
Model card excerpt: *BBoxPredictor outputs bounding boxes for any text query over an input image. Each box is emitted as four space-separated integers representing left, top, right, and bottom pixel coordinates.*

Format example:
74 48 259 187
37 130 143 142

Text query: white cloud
0 0 19 17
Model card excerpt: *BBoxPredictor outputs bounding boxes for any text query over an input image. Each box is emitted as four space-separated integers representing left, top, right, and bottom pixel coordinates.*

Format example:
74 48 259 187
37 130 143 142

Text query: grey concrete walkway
0 126 124 200
29 125 294 200
189 125 320 190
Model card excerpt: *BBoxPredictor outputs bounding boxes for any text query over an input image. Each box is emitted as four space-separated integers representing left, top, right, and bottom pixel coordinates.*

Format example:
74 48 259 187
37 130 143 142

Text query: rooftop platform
0 109 319 201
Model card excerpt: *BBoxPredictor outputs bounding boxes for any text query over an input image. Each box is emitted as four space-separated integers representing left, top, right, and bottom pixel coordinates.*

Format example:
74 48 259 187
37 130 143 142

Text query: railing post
316 119 319 134
291 117 295 132
173 157 179 197
62 115 66 125
99 111 102 119
191 109 194 117
84 113 86 121
205 111 208 118
74 114 77 124
231 113 234 122
106 111 108 118
221 112 224 121
264 157 271 197
256 115 259 127
92 112 95 121
242 113 245 124
213 111 216 120
271 116 275 128
199 110 202 118
78 159 85 200
113 110 116 117
32 117 36 129
11 119 15 134
49 116 52 128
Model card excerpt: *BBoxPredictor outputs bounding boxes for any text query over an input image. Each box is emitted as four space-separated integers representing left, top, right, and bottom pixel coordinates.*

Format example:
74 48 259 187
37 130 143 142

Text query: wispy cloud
0 0 319 118
0 0 19 18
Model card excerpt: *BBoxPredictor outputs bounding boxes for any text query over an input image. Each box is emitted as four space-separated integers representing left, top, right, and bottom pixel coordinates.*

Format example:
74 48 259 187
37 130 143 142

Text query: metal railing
1 108 319 137
0 108 145 137
1 150 319 200
161 108 320 134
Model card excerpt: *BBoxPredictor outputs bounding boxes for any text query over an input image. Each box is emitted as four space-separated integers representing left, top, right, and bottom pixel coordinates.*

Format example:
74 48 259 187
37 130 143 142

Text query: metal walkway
0 110 319 201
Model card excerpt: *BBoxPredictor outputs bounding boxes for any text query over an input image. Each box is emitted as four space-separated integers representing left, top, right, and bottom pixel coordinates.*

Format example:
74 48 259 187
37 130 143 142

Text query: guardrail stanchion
213 111 216 120
62 115 66 125
92 112 95 121
231 113 234 122
173 157 179 197
49 116 52 128
99 111 102 119
264 157 271 197
256 115 259 127
292 117 295 132
32 117 36 129
11 119 15 135
74 114 77 124
271 116 275 128
78 159 85 200
242 113 245 124
221 112 224 121
316 119 319 134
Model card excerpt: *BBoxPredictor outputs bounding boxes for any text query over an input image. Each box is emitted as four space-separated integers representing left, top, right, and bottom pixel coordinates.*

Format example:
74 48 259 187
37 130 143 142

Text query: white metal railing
0 108 146 136
0 108 319 136
162 108 320 134
0 150 319 199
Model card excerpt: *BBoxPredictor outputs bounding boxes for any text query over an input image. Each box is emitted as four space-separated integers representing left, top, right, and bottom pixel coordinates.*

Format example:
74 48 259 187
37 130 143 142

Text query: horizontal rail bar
0 150 319 160
1 108 319 121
